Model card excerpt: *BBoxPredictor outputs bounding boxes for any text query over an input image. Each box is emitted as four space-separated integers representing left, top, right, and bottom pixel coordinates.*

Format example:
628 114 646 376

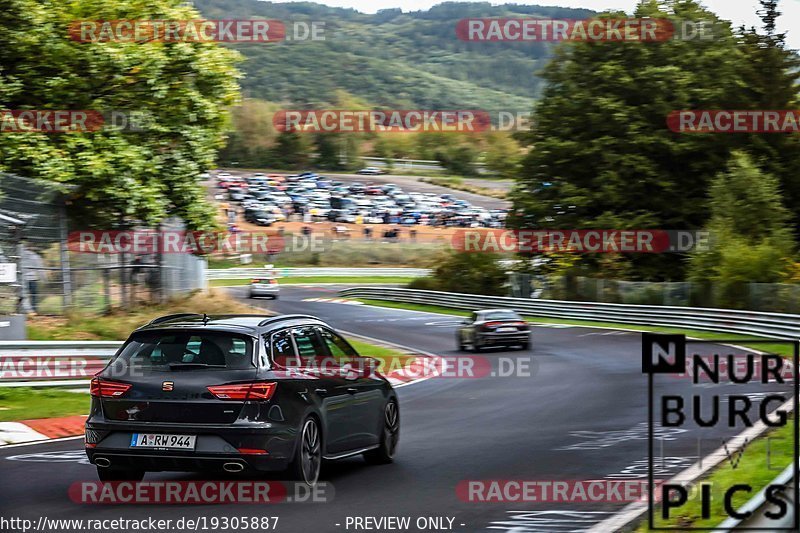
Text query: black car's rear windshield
114 330 255 370
484 311 522 321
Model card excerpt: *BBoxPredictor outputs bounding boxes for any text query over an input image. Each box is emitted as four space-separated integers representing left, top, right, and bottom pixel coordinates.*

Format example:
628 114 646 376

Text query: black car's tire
288 417 322 486
365 399 399 465
457 332 466 352
520 341 530 350
97 467 145 482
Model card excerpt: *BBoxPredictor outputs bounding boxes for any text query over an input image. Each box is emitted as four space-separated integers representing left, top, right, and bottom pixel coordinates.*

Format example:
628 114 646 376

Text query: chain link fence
0 173 206 316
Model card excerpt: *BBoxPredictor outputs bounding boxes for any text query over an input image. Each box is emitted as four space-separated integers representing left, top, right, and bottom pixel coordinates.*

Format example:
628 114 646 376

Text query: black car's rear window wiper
167 362 227 370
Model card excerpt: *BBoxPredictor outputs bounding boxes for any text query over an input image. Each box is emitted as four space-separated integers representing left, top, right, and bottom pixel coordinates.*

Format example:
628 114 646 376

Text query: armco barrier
337 287 800 339
207 267 431 280
0 341 122 388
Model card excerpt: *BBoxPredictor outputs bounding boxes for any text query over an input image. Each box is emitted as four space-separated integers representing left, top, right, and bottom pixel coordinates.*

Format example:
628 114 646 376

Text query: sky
272 0 800 49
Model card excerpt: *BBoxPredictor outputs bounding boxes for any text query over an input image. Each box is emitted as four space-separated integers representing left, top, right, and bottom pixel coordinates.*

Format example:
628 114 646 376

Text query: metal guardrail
0 341 122 387
207 267 431 280
339 287 800 530
337 287 800 340
713 461 797 531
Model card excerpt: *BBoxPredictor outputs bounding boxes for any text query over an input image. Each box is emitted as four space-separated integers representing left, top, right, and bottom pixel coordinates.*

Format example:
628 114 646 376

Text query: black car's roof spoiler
146 313 203 326
258 315 321 327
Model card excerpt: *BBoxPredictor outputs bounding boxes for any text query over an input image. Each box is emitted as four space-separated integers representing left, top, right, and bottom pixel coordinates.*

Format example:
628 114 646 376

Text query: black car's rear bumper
85 419 296 472
476 332 530 346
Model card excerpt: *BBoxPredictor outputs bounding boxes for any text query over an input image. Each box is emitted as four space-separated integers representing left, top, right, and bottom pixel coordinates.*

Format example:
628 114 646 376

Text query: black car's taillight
90 378 131 398
207 382 277 401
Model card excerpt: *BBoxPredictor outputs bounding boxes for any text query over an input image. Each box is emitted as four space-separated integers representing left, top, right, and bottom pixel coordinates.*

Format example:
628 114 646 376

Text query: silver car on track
249 277 279 299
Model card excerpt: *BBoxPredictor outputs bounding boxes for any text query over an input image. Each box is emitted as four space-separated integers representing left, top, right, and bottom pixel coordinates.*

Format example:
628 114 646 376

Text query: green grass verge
354 299 795 356
637 420 795 531
348 339 414 367
0 387 90 422
210 276 416 287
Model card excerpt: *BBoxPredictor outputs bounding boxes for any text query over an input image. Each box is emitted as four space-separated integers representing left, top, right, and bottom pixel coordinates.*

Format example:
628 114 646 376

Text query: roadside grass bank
210 277 417 287
353 299 796 357
0 387 90 422
27 290 257 341
636 419 795 531
419 177 507 199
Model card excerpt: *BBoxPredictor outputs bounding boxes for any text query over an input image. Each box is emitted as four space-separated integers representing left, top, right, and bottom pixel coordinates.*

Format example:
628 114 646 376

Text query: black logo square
642 333 686 374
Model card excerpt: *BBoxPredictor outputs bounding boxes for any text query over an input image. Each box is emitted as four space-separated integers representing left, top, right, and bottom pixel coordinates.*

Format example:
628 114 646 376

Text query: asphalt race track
0 285 794 532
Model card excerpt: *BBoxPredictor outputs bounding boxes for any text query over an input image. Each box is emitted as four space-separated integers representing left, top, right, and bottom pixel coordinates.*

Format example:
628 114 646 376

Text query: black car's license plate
130 433 196 449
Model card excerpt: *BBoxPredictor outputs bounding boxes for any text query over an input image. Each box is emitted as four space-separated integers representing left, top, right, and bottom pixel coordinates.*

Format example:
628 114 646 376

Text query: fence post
102 268 111 313
59 203 72 309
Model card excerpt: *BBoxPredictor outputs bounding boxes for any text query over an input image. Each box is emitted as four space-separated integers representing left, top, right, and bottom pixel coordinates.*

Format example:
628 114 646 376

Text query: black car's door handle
314 388 328 396
346 387 358 394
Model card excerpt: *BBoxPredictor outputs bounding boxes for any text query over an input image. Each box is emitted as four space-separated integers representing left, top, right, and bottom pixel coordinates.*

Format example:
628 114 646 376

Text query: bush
407 277 441 291
425 251 507 295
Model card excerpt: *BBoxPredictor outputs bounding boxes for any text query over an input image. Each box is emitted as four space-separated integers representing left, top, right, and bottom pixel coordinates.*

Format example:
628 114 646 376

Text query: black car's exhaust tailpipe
95 457 111 468
223 462 244 473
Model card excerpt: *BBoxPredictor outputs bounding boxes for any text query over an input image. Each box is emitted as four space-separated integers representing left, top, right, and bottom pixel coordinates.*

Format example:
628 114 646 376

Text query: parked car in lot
85 314 399 486
456 309 530 351
349 182 366 194
243 208 276 226
249 277 279 298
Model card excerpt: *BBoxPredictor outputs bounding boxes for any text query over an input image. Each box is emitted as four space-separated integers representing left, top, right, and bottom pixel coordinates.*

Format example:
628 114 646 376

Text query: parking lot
211 170 509 235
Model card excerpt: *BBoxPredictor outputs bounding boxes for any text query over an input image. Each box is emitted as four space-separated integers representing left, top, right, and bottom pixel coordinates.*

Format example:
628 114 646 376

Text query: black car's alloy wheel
365 400 400 464
294 418 321 486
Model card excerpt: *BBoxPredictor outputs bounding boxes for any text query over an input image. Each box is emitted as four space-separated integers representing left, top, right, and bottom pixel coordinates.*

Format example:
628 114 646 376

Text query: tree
218 99 281 167
271 131 310 169
0 0 241 230
483 132 523 179
735 0 800 232
688 152 795 306
512 0 745 280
